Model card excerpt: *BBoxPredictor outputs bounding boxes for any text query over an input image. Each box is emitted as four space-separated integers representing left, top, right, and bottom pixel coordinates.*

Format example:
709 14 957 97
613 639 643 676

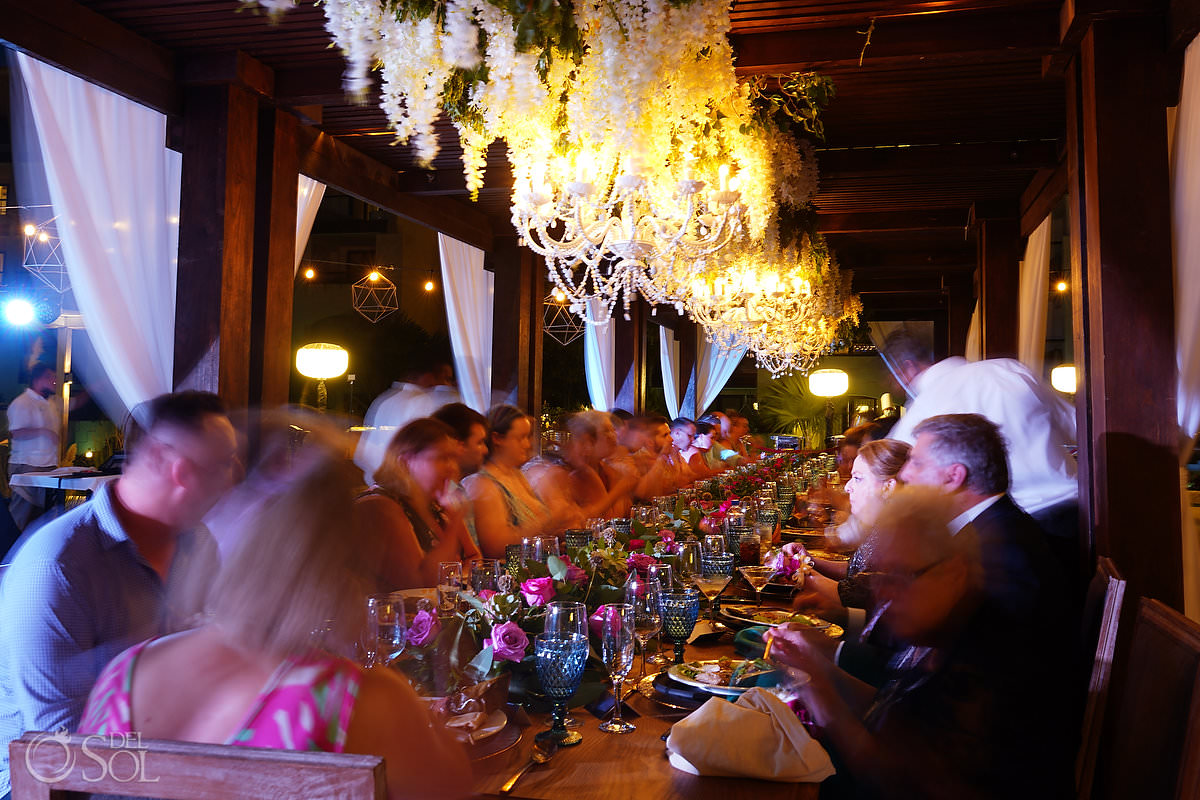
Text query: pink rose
485 621 530 663
628 538 646 551
477 589 497 602
565 564 589 585
408 609 441 647
658 530 675 543
520 576 556 607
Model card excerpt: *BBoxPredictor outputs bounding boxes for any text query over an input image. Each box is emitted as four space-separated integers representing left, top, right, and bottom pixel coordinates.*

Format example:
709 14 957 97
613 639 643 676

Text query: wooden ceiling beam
297 126 494 251
817 140 1060 177
1044 0 1163 75
816 209 969 234
0 0 179 114
731 6 1061 74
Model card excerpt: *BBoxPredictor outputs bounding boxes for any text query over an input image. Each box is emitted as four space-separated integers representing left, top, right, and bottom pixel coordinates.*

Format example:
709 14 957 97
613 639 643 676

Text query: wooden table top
470 633 824 800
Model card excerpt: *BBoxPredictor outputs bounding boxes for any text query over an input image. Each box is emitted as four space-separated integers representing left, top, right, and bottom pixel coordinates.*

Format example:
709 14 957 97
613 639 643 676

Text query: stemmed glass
437 562 462 614
597 603 636 734
544 601 589 729
695 538 734 623
624 574 662 679
470 559 501 594
534 633 590 746
660 588 701 664
365 593 407 668
738 565 776 610
645 563 673 667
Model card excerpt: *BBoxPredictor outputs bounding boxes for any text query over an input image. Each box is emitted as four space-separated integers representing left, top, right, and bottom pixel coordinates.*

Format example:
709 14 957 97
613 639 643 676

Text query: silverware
499 739 558 794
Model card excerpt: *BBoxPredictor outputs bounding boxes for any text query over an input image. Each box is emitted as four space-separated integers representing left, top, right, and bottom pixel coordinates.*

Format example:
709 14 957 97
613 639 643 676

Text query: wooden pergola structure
2 0 1196 609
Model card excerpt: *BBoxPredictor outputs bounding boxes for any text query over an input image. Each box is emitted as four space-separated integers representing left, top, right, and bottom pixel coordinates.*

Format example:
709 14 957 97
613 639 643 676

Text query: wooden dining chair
1074 557 1124 800
9 732 386 800
1090 598 1200 800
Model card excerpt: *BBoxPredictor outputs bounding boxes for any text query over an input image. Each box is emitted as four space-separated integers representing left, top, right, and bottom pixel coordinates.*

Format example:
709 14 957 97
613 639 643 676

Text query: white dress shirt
354 382 442 484
889 357 1078 515
7 388 60 467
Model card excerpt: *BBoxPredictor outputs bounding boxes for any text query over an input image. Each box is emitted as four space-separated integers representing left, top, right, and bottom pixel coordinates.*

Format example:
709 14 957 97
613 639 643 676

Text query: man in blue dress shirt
0 391 238 798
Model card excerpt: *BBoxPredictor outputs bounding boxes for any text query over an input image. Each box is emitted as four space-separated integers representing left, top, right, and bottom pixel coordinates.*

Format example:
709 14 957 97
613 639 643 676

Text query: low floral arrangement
762 542 814 586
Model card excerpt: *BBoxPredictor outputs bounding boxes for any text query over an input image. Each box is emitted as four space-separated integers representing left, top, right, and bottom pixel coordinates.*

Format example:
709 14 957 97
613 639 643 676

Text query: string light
304 267 316 280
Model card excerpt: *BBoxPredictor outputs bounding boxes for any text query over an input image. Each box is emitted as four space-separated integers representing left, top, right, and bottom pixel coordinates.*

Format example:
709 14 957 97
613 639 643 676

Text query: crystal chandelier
512 147 745 324
684 234 861 375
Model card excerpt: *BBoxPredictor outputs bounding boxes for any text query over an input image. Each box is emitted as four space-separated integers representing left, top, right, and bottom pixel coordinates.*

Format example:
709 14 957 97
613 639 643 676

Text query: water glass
676 541 702 583
365 593 407 667
534 633 590 746
660 588 701 664
545 601 589 638
504 544 525 577
597 604 636 734
470 559 501 594
437 562 462 613
564 529 593 552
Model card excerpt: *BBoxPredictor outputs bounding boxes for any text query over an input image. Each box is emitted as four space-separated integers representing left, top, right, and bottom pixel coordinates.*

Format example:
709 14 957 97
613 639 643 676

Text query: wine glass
366 593 407 667
624 574 662 679
644 563 673 667
534 633 589 746
739 565 776 610
437 562 462 614
470 559 501 594
676 541 702 584
660 588 701 664
695 553 734 623
597 603 636 734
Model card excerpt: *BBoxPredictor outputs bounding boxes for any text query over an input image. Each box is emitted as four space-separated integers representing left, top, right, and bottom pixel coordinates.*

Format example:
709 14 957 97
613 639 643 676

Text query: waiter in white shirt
6 363 61 530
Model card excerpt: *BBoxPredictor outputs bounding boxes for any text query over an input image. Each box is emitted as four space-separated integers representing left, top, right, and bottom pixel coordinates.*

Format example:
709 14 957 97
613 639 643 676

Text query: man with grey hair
899 413 1066 625
882 329 1078 549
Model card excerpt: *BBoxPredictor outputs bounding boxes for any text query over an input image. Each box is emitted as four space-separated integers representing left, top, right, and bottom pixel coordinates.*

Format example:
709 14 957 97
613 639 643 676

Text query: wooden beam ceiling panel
817 209 969 234
1 0 179 114
732 6 1061 73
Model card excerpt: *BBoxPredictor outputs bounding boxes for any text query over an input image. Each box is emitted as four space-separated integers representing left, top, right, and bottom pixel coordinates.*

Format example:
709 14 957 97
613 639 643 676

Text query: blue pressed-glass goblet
534 633 589 746
660 588 701 664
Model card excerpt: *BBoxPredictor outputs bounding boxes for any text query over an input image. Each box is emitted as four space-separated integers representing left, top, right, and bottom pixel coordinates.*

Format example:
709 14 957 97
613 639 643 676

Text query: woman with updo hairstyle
357 417 481 590
464 404 569 559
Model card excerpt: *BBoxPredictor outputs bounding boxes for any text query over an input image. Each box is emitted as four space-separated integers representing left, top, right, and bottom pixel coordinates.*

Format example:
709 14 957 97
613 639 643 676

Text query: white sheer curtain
295 175 326 274
438 234 493 413
1170 35 1200 619
1018 215 1053 373
584 298 616 411
695 337 746 416
965 300 982 362
659 326 682 419
15 52 180 418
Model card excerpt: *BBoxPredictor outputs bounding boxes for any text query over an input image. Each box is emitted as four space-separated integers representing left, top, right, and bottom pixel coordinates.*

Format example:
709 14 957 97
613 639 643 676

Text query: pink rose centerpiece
520 576 556 607
408 608 442 647
484 620 530 663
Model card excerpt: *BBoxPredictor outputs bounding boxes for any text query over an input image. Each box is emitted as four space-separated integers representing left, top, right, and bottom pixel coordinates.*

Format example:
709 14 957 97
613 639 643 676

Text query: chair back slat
9 733 386 800
1094 598 1200 800
1075 557 1125 800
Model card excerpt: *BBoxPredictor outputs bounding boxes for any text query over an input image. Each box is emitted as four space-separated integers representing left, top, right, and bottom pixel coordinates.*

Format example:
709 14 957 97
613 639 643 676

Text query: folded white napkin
666 688 836 783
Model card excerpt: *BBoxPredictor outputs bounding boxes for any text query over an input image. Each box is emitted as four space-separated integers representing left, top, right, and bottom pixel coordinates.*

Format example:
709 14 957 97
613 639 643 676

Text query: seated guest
768 487 1074 799
465 405 570 559
798 439 911 627
680 418 720 477
357 418 481 590
0 391 237 797
79 415 471 800
432 403 489 548
526 412 636 528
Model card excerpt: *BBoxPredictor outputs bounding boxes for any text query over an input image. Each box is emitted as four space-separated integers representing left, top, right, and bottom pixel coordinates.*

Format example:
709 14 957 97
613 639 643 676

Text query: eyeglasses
857 556 949 592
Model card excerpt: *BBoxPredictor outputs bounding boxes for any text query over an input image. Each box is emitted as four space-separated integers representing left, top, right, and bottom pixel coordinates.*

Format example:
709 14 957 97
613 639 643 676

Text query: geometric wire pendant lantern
543 288 586 346
22 218 71 294
351 269 399 323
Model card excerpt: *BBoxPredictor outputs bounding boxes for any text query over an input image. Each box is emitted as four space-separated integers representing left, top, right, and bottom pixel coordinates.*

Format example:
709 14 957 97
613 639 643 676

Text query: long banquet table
470 634 824 800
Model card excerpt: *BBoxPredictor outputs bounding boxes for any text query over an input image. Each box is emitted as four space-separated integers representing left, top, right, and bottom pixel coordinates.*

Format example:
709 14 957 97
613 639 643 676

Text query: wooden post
1067 17 1182 609
174 82 258 407
945 272 975 357
249 107 300 408
613 300 646 414
489 237 542 414
969 203 1021 360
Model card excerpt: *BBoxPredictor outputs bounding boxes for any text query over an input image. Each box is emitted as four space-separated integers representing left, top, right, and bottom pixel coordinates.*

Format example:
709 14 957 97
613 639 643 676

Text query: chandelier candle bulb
719 164 730 191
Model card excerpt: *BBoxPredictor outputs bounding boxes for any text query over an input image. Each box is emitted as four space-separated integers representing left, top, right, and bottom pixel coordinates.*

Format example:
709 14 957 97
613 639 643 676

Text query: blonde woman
357 417 481 590
79 414 471 800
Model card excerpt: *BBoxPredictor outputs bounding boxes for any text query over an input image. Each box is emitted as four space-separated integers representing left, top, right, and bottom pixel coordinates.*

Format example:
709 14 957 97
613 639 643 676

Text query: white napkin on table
666 688 836 783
